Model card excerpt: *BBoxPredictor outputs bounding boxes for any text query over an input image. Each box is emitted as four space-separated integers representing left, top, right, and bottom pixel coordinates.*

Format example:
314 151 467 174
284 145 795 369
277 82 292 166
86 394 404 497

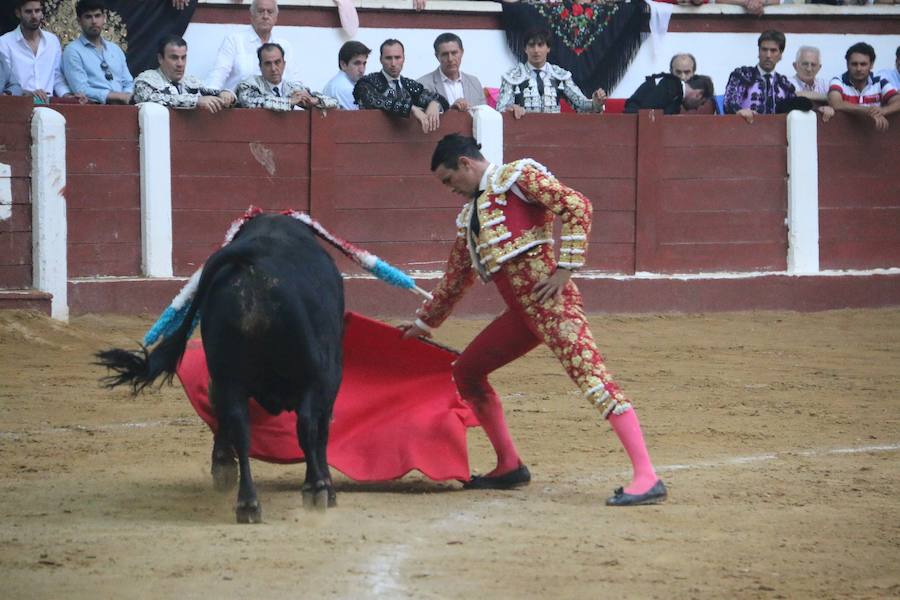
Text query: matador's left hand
532 268 572 304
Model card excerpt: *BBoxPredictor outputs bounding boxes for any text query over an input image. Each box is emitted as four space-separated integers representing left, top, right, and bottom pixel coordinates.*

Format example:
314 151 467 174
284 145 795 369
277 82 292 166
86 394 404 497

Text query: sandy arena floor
1 308 898 599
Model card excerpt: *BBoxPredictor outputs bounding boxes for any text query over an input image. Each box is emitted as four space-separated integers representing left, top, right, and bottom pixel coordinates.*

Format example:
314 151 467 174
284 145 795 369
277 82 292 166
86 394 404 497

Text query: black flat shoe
605 480 667 506
463 464 531 490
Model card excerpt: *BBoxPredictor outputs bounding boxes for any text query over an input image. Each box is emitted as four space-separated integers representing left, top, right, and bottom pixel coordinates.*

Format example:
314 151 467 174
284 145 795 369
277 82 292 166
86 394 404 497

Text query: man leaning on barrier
353 38 449 134
133 34 236 113
496 29 605 119
236 43 337 111
828 42 900 133
62 0 133 105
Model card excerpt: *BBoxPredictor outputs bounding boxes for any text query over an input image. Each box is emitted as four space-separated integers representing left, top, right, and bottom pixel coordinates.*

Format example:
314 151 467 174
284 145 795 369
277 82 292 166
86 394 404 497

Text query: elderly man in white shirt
0 0 73 103
205 0 300 92
790 45 829 103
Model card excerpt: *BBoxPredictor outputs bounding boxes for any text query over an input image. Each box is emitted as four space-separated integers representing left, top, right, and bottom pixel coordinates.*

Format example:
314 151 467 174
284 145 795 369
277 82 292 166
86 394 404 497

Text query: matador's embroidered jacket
133 68 223 108
496 63 600 114
417 159 591 329
235 75 338 111
352 71 449 117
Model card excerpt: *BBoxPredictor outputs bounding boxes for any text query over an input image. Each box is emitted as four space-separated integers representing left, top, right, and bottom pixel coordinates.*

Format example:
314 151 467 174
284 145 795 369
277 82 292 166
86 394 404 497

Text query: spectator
669 53 697 81
322 40 369 110
353 39 449 133
133 34 235 112
716 0 780 16
790 45 828 103
876 45 899 91
62 0 133 105
624 73 714 115
496 29 605 119
236 43 336 111
0 51 23 95
828 42 900 132
417 32 485 111
205 0 299 92
0 0 75 103
724 30 803 123
669 52 716 114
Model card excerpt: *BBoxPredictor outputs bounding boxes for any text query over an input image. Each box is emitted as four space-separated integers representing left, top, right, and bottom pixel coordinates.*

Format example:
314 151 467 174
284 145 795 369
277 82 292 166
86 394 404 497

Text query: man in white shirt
828 42 900 133
417 32 484 111
0 0 76 103
205 0 300 92
790 45 829 103
322 40 370 110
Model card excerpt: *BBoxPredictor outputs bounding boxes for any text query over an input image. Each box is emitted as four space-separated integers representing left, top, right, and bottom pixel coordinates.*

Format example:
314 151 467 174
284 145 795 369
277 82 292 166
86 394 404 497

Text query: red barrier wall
635 113 788 273
3 103 900 316
503 113 638 274
310 110 473 273
53 104 142 278
170 108 313 275
817 113 900 270
0 96 33 288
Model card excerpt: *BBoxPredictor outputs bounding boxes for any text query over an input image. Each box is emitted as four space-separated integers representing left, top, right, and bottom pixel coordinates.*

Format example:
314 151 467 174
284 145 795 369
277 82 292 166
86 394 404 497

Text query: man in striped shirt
828 42 900 132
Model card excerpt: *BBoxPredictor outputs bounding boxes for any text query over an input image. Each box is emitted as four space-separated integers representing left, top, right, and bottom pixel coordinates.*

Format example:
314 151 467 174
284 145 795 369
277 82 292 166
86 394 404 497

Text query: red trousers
452 245 631 418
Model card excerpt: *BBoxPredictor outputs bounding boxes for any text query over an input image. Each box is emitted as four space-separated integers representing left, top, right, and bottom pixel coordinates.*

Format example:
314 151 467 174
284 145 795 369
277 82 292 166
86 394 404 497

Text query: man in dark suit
353 38 449 133
624 73 714 115
417 32 485 111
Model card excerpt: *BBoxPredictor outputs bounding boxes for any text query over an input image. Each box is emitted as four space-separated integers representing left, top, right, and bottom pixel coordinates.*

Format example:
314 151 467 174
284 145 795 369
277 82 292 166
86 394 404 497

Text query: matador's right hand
398 321 431 340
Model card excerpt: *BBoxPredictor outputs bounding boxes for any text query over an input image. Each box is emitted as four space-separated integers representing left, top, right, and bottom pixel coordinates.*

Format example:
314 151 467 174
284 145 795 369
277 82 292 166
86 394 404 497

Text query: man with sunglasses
62 0 133 104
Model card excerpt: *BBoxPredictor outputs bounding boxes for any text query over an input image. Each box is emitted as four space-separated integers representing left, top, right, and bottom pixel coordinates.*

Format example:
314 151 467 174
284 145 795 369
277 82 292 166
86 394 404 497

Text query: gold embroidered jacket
417 159 592 329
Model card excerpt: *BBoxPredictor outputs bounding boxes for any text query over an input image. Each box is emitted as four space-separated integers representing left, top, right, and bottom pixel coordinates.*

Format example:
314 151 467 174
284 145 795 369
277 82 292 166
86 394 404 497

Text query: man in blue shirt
62 0 133 104
323 41 370 110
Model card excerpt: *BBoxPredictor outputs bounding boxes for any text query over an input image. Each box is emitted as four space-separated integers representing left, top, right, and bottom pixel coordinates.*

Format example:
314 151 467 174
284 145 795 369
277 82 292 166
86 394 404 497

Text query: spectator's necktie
534 69 545 101
763 73 774 114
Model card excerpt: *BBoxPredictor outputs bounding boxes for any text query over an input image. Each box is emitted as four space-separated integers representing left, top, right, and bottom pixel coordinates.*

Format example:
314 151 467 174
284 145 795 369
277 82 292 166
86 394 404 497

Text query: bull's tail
96 244 245 394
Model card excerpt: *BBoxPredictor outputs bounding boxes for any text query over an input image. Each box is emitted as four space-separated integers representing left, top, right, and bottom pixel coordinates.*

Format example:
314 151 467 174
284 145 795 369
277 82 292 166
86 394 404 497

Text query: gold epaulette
488 159 553 195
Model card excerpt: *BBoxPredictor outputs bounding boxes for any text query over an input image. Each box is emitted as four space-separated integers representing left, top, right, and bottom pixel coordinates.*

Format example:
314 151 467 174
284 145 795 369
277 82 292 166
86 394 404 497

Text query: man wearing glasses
62 0 133 104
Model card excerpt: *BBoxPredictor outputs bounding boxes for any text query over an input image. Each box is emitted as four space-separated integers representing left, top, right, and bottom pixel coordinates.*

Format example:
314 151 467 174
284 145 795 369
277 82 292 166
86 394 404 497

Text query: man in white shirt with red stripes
828 42 900 132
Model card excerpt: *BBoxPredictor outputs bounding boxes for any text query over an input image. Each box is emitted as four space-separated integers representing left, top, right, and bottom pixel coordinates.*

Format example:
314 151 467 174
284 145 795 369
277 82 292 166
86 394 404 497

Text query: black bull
97 215 344 523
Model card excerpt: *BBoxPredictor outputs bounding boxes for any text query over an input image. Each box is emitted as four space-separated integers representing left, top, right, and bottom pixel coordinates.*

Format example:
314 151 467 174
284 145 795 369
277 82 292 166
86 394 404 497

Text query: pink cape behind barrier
176 312 478 482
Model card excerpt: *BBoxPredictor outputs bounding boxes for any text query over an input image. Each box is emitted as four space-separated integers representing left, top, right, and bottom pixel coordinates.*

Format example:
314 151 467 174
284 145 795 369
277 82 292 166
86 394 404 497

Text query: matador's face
434 159 481 198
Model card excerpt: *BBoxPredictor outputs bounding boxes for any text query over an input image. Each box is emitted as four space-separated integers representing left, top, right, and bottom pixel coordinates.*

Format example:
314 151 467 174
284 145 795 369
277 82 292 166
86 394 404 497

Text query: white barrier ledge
139 102 174 278
31 107 68 321
0 163 10 221
471 105 503 166
786 110 820 274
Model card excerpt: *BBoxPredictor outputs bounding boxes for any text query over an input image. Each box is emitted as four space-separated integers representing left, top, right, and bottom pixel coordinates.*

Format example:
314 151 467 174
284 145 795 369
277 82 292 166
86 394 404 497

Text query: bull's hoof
211 460 238 492
302 484 334 511
235 499 262 524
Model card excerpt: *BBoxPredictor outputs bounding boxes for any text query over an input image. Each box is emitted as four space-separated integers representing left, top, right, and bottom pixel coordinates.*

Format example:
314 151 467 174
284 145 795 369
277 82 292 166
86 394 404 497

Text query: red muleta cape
177 312 478 482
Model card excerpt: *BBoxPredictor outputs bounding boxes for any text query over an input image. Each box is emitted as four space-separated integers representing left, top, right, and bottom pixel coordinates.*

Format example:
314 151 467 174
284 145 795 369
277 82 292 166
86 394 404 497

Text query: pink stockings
608 409 659 494
451 264 659 494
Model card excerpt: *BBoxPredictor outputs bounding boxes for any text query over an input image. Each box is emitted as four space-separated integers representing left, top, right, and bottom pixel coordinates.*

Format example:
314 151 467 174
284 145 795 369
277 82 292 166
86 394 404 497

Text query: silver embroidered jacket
235 75 338 111
133 68 222 108
496 63 600 114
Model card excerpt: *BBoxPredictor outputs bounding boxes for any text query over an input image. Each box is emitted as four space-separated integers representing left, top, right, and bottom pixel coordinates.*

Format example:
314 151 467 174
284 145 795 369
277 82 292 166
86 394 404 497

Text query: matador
401 134 667 506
